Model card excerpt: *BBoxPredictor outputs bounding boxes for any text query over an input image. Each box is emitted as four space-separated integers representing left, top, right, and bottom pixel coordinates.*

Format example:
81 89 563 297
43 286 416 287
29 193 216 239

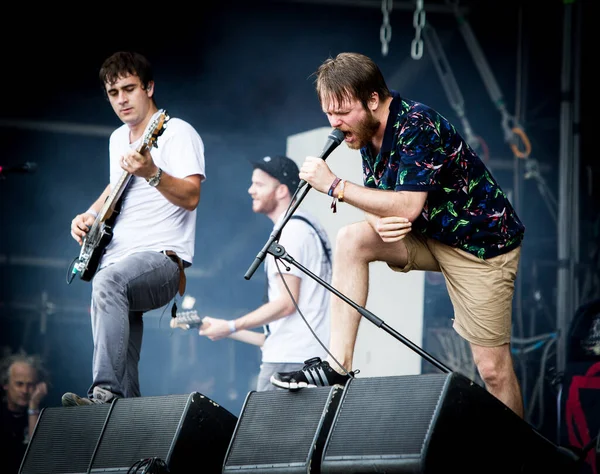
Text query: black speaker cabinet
223 385 343 473
19 392 237 474
321 372 580 473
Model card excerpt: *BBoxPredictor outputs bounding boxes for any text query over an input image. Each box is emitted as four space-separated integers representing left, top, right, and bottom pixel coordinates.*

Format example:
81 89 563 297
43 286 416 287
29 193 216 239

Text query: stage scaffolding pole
556 0 578 380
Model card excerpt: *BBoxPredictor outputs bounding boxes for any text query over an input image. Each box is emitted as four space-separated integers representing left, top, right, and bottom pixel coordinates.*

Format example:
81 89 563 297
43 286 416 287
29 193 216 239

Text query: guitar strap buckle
162 250 186 296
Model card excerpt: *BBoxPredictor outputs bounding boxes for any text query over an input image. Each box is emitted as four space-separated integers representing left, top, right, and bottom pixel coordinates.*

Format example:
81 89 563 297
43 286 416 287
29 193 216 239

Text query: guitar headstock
170 309 203 330
141 109 170 151
170 319 191 330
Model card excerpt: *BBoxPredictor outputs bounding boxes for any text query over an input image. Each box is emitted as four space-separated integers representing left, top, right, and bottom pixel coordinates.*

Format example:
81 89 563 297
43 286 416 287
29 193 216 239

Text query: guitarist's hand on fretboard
120 148 159 180
71 212 97 245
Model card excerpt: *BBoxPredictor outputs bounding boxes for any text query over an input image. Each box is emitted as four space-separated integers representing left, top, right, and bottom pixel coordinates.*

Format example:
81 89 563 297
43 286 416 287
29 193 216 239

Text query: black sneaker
61 387 117 407
270 357 357 390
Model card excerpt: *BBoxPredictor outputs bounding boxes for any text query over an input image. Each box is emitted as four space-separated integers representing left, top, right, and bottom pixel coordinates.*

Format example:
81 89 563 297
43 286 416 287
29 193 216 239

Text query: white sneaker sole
269 375 317 390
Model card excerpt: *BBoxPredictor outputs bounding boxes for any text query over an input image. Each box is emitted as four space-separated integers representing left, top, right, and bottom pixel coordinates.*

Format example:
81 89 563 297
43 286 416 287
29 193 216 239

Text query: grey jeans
89 251 180 399
256 362 304 392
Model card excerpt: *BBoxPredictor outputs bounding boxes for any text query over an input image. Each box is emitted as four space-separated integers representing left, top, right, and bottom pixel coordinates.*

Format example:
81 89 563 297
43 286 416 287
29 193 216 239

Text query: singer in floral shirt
272 52 526 422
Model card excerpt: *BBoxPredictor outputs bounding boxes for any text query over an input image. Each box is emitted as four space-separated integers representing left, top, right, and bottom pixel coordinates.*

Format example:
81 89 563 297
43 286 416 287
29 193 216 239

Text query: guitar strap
287 215 332 265
164 250 186 296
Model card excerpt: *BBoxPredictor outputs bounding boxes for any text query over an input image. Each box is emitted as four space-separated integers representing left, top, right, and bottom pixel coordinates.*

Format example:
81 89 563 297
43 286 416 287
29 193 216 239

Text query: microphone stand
244 180 453 375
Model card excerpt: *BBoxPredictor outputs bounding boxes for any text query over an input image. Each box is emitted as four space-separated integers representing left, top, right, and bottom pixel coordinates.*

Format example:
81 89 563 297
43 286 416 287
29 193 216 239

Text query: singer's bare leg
330 223 525 419
471 343 524 418
327 221 409 373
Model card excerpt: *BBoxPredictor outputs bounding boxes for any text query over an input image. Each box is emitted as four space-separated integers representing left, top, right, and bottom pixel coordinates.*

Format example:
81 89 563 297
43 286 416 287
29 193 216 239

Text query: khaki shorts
389 233 521 347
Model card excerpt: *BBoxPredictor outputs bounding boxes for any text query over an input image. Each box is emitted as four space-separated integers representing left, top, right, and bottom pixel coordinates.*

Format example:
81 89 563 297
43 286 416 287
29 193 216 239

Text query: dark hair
0 350 49 386
314 52 391 110
99 51 154 91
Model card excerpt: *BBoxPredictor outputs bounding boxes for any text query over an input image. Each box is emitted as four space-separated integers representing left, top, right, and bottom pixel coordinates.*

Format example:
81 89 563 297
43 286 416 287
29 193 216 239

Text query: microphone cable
274 259 356 379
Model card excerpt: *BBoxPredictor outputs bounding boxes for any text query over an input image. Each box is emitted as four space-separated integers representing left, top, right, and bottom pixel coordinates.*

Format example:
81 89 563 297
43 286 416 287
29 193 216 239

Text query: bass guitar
171 309 265 347
68 109 169 283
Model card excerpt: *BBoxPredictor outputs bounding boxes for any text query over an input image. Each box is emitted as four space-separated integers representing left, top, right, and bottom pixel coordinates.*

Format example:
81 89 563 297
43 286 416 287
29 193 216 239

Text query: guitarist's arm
170 312 266 347
70 184 112 245
224 329 266 347
199 273 301 341
121 148 203 211
152 171 202 211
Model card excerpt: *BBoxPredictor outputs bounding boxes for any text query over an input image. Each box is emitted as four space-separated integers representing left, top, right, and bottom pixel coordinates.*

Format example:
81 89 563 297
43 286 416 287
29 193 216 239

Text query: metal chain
411 0 426 59
380 0 393 56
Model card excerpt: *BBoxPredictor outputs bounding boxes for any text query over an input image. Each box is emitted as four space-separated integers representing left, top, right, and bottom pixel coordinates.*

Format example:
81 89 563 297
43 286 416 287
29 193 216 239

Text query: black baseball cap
251 155 300 195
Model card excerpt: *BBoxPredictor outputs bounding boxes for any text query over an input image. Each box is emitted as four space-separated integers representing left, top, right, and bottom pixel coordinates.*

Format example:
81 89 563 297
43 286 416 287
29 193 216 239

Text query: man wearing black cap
199 155 333 391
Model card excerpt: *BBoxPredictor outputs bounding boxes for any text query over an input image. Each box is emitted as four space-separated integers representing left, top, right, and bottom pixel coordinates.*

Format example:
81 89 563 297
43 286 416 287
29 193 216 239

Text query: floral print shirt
361 91 524 259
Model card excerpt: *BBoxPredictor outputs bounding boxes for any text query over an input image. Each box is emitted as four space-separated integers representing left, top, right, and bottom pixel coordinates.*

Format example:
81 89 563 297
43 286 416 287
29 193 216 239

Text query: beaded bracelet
338 180 346 202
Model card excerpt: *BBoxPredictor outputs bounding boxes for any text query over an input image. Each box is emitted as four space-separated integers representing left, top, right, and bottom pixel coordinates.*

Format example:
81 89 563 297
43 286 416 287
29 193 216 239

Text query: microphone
297 128 345 190
0 162 38 175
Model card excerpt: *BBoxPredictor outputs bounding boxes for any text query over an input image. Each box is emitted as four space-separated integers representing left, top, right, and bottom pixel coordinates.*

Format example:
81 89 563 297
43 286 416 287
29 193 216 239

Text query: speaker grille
90 394 191 470
320 373 579 474
224 386 342 472
324 374 448 459
20 392 237 474
20 404 111 474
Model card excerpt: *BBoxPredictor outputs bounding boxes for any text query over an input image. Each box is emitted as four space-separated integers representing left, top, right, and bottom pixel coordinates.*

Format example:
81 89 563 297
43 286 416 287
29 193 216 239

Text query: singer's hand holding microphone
299 156 339 194
296 128 345 193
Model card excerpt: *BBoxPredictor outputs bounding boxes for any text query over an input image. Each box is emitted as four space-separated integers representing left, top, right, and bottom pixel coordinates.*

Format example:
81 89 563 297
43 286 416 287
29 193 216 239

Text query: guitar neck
98 139 151 222
100 171 131 218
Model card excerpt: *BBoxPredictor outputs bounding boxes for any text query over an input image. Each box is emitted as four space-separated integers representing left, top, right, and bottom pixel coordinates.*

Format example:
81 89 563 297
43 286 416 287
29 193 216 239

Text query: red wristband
328 177 342 196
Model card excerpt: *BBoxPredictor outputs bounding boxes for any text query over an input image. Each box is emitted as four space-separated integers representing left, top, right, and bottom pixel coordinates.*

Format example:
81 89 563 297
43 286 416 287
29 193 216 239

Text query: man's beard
347 112 380 150
253 195 278 215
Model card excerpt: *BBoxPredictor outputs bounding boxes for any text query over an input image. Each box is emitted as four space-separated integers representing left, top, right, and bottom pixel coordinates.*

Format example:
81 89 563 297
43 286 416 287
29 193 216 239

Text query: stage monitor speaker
320 372 580 473
223 385 343 473
19 392 237 474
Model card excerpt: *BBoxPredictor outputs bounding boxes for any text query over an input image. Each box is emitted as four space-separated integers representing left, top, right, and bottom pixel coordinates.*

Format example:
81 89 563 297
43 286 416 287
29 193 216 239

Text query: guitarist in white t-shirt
198 155 332 391
62 51 206 406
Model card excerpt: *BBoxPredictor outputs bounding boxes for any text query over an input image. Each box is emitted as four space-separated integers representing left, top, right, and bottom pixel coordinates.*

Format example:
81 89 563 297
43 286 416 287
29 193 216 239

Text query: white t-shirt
100 116 205 268
261 209 332 363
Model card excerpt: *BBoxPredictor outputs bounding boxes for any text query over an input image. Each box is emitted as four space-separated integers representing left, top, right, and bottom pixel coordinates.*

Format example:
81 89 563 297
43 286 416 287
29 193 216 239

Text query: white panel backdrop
286 126 425 377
